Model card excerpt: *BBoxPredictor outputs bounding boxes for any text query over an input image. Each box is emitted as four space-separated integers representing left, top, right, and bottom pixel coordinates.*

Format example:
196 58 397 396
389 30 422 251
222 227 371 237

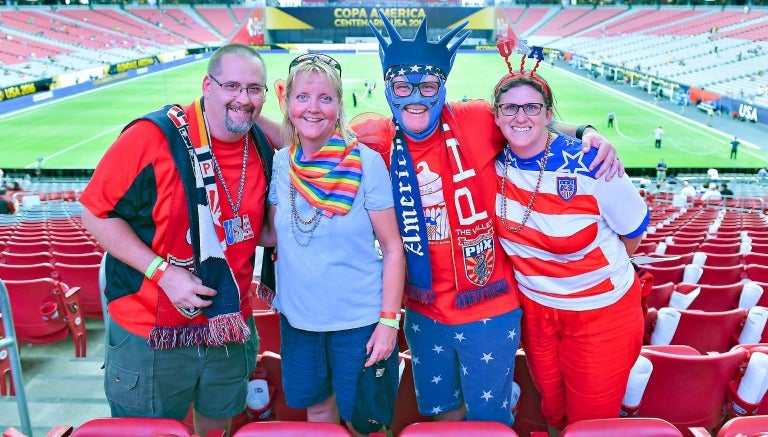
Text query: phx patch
557 176 577 201
458 230 494 286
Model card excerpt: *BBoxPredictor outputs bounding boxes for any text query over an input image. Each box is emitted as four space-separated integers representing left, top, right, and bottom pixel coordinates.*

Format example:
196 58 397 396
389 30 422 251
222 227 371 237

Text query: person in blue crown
366 13 624 426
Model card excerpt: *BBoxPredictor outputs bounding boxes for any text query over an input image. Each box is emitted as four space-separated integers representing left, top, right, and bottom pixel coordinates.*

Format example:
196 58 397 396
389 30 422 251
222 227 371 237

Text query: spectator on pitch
730 137 740 159
607 110 615 128
653 126 664 148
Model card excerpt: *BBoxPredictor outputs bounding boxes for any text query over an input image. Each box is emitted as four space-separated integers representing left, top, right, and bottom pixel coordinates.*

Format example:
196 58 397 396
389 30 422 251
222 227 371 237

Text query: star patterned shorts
403 307 522 425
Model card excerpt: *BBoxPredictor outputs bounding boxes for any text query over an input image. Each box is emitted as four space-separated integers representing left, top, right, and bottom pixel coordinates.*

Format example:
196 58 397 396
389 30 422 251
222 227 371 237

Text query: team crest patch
557 176 577 201
458 230 494 286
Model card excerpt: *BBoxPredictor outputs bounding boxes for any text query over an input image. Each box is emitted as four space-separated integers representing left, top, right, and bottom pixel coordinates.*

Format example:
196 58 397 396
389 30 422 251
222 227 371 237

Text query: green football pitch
1 51 763 170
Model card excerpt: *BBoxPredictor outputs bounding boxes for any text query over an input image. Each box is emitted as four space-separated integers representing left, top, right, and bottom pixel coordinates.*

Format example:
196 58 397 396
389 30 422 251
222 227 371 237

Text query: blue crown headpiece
369 11 470 81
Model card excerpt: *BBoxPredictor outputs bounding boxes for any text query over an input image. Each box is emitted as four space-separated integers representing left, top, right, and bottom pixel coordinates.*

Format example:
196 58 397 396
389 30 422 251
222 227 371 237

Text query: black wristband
575 124 595 140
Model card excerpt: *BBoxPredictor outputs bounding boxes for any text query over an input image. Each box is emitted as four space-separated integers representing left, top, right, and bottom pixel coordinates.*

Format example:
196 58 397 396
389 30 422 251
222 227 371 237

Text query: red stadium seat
512 349 547 437
664 243 700 256
232 421 352 436
256 352 307 421
55 262 102 319
644 308 747 353
399 421 519 436
51 251 104 265
717 415 768 437
71 417 200 437
674 282 745 312
694 252 744 268
561 418 683 436
2 278 86 357
391 352 431 436
50 240 101 255
636 346 748 432
252 310 280 355
646 282 675 311
744 252 768 266
695 265 745 286
2 241 51 254
745 264 768 283
0 262 58 281
0 251 53 265
643 265 685 286
699 242 741 255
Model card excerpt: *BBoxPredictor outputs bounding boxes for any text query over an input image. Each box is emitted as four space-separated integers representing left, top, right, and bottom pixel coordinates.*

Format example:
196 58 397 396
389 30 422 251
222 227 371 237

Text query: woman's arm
365 207 405 367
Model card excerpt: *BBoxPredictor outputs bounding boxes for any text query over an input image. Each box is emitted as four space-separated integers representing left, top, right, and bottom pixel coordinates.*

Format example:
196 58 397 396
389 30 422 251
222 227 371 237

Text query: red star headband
494 39 551 100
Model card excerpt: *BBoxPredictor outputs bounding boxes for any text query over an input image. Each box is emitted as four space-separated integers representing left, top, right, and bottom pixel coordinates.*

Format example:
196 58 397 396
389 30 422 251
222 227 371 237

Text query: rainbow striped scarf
289 133 363 216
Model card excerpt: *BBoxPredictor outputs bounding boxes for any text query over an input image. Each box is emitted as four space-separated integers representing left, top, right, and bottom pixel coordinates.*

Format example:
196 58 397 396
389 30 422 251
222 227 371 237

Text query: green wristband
144 255 164 279
379 318 399 330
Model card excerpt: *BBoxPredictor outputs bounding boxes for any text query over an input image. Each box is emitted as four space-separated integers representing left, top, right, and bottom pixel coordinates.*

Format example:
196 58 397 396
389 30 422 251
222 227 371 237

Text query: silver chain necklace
500 134 552 233
210 133 249 218
289 182 323 246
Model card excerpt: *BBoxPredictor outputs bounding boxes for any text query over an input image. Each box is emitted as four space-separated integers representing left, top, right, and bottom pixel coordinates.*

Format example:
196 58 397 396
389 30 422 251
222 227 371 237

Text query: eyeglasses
289 53 342 77
209 75 268 98
496 103 546 117
390 81 441 98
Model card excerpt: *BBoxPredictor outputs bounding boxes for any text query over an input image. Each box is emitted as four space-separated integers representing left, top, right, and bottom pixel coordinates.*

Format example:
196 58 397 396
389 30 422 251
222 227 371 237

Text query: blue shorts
404 307 522 425
279 315 399 421
105 318 258 420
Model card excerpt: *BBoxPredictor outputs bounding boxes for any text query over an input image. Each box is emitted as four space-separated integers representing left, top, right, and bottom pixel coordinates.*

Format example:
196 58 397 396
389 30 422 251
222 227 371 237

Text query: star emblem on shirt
411 323 420 332
481 352 494 363
454 332 466 342
431 375 442 384
502 399 509 409
507 329 517 340
454 389 461 398
462 365 469 376
412 356 420 365
481 390 494 401
557 149 590 174
432 345 444 354
430 406 443 415
481 318 492 325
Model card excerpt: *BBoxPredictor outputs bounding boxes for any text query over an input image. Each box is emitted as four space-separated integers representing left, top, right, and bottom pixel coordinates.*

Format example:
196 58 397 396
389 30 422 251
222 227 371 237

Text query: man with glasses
367 14 622 426
80 44 274 437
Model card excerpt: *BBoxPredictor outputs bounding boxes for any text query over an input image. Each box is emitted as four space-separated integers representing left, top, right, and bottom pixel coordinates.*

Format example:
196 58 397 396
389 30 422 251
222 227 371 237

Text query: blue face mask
385 73 446 141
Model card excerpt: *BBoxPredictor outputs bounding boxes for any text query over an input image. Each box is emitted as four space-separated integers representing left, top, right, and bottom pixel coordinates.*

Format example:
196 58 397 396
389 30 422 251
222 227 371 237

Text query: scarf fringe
405 283 436 304
205 313 251 346
148 324 208 350
256 283 276 307
455 279 510 309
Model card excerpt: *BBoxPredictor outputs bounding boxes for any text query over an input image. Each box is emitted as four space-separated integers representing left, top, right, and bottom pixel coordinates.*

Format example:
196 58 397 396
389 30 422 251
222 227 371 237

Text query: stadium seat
561 418 683 436
635 241 657 255
695 265 746 286
512 349 547 437
674 282 745 312
399 421 519 436
256 352 307 421
252 310 280 355
694 252 744 268
643 264 685 286
699 242 741 255
645 253 693 268
664 243 700 256
747 243 768 255
71 417 204 437
645 308 747 353
51 251 104 265
744 252 768 266
0 262 58 281
646 282 675 311
50 240 102 255
636 346 748 431
55 262 102 319
232 421 352 436
716 415 768 437
2 241 51 254
2 278 86 357
0 251 53 265
392 351 431 436
745 264 768 283
0 312 14 396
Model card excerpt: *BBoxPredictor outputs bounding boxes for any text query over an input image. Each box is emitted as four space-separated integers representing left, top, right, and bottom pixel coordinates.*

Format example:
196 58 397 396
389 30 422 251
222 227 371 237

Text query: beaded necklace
289 182 323 246
500 134 553 233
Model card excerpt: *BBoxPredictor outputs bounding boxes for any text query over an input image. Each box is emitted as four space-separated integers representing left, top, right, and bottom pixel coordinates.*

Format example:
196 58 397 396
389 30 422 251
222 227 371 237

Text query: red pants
520 279 643 430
